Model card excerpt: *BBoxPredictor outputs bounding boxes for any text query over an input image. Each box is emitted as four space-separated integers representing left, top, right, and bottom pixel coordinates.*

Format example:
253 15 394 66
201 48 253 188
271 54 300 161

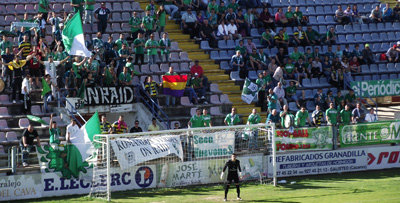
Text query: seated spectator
181 7 197 39
192 73 207 102
225 8 237 22
227 19 241 40
275 8 288 26
335 5 350 25
352 103 364 123
217 1 227 20
207 9 218 29
231 50 246 78
362 44 375 64
382 3 393 22
266 109 280 124
273 66 284 84
148 117 160 131
268 58 278 75
112 115 128 134
312 105 324 126
305 26 321 45
294 6 307 25
394 4 400 21
326 27 337 45
322 56 332 79
194 11 204 39
261 28 273 48
190 60 208 88
163 0 179 20
343 6 354 23
199 19 217 47
370 5 383 22
386 45 399 62
295 106 311 127
130 120 143 133
285 6 295 26
346 89 356 108
325 102 338 126
343 44 352 59
352 4 363 24
273 82 287 108
20 124 40 167
335 45 343 60
184 73 198 104
314 88 326 110
259 7 275 30
286 81 300 108
284 58 295 80
274 29 289 51
290 46 304 62
311 57 322 78
224 107 240 126
365 108 378 122
249 49 262 70
293 26 309 46
245 39 256 56
295 58 307 82
349 56 361 73
236 9 248 37
217 20 229 40
352 44 364 64
245 9 259 33
207 0 218 15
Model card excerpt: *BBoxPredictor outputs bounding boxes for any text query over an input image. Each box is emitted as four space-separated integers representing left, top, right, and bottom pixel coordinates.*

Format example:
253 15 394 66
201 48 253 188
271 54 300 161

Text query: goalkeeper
220 153 242 201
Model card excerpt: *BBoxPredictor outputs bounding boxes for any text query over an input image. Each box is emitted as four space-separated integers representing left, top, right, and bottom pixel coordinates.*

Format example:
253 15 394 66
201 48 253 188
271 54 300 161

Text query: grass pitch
24 169 400 203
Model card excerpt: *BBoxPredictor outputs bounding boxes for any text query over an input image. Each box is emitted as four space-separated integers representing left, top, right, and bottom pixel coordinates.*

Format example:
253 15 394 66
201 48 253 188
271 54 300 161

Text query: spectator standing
362 44 375 64
247 108 261 149
312 105 324 126
49 114 61 144
115 34 128 51
224 107 240 126
365 108 378 123
112 115 128 134
100 115 112 134
340 104 352 125
94 2 111 34
279 105 290 128
181 7 197 39
118 67 131 86
200 19 217 47
231 50 245 78
20 125 40 167
19 35 32 59
164 67 178 107
267 88 278 113
144 75 160 110
295 106 311 127
130 120 143 133
1 48 14 88
133 32 145 65
21 73 32 114
259 7 275 30
352 103 364 123
129 12 142 40
145 34 159 65
148 118 160 131
0 36 13 56
84 0 96 24
159 33 171 63
325 102 338 126
247 108 261 125
189 108 205 128
202 109 212 127
266 109 280 124
142 10 156 38
157 5 167 33
66 118 79 144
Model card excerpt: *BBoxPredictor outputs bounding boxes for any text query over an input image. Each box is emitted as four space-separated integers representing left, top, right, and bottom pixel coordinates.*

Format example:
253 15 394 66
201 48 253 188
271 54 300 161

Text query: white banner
238 154 264 181
367 146 400 170
267 149 368 178
111 135 184 169
193 131 235 158
0 174 42 201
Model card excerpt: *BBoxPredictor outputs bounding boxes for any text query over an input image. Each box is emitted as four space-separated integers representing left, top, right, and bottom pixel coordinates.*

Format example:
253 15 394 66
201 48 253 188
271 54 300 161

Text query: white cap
397 41 400 46
59 23 64 27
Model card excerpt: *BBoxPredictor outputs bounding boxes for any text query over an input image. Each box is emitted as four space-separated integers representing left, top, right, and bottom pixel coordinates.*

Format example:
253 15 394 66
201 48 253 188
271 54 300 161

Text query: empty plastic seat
302 78 312 87
53 116 66 127
170 42 180 51
180 63 190 72
111 23 121 32
210 95 221 104
41 117 51 127
19 118 30 129
150 64 162 73
200 41 212 50
378 64 389 73
319 77 330 86
190 108 197 116
311 78 319 87
141 64 151 74
218 40 227 49
250 28 261 37
210 84 222 93
180 97 193 106
226 40 235 49
169 52 180 62
219 50 230 60
210 107 223 116
0 107 8 116
390 74 397 80
122 2 132 11
230 71 243 81
179 52 190 61
248 71 257 80
210 51 220 60
306 101 315 111
369 64 378 73
381 74 389 80
0 132 5 143
220 94 232 104
289 102 299 112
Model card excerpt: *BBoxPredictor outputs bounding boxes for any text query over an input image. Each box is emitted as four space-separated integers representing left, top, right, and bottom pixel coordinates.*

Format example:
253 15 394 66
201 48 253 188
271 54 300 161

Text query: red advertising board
367 146 400 170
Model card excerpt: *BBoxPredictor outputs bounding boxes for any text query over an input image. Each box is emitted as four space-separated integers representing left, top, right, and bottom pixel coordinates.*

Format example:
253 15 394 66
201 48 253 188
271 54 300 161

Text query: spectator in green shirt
285 6 295 26
207 0 218 15
141 10 156 38
38 0 50 20
284 58 295 79
218 1 227 17
118 67 131 86
326 27 337 45
335 90 345 107
145 34 159 65
290 46 304 62
115 33 128 51
157 5 167 33
249 49 262 70
227 0 239 12
295 106 311 127
247 108 261 149
49 114 61 144
0 36 13 55
247 108 261 125
189 108 205 128
261 29 273 48
345 89 356 108
294 6 307 25
159 33 171 63
340 104 352 125
286 81 300 108
84 0 96 24
267 88 278 113
202 109 212 127
145 0 157 17
224 107 240 126
133 32 145 65
325 102 338 125
305 26 321 45
129 12 142 40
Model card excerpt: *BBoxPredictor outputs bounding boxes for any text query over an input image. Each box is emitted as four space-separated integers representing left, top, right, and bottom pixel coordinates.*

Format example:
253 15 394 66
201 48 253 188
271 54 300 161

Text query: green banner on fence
350 79 400 97
339 120 400 147
275 126 333 151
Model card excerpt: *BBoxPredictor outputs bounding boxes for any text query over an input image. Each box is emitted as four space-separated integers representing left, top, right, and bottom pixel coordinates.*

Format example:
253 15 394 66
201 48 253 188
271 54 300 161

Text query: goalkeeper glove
220 172 224 180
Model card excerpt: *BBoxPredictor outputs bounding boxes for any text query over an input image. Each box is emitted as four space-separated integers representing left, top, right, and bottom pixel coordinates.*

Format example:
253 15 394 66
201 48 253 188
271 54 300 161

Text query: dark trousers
183 23 195 38
97 20 108 34
11 77 22 101
135 54 144 65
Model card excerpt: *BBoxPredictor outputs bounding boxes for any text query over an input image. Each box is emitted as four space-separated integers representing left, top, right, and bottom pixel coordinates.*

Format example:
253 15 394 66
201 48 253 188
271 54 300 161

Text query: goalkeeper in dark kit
220 153 242 201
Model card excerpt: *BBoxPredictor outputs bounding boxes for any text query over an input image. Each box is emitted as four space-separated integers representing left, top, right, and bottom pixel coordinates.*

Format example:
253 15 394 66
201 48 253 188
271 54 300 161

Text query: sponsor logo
135 166 153 188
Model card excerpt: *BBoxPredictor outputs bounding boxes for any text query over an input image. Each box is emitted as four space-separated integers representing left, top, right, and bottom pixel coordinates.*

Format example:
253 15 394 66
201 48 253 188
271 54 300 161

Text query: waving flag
62 12 91 57
162 75 188 97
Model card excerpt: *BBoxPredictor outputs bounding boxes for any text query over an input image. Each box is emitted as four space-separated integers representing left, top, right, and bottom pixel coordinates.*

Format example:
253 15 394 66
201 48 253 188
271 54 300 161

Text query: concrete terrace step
207 74 230 81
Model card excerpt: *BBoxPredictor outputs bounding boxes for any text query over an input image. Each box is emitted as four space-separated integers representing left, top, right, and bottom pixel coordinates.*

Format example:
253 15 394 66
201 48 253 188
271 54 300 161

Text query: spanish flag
162 75 188 97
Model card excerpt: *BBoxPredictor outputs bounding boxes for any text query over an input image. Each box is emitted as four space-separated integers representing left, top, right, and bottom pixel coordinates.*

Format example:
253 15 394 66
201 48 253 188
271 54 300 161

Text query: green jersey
295 110 308 127
235 45 246 55
53 51 69 61
182 0 192 5
262 32 272 41
85 0 95 10
142 15 155 31
208 3 218 13
38 0 49 13
86 59 99 77
285 11 294 19
218 5 227 14
118 72 131 83
72 62 82 78
159 38 171 55
133 38 145 54
227 3 239 12
326 108 338 125
286 85 296 95
247 113 261 124
225 113 240 126
129 16 141 32
202 114 211 127
345 94 356 104
290 51 303 61
145 39 158 55
340 109 351 125
164 72 177 76
285 63 295 74
335 95 345 106
0 40 13 55
115 39 128 51
49 128 60 144
268 93 277 109
190 114 204 128
71 0 83 13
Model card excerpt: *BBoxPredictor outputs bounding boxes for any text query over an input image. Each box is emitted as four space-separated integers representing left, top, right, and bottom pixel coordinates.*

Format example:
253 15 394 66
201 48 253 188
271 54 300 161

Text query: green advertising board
350 79 400 97
339 120 400 147
275 126 333 151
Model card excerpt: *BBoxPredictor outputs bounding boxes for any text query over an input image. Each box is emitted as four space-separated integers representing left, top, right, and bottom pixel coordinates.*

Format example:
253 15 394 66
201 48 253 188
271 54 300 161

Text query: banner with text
0 174 42 201
275 126 333 151
350 79 400 97
85 86 135 105
193 131 235 159
367 146 400 170
339 120 400 147
111 135 184 169
241 78 260 104
267 148 367 178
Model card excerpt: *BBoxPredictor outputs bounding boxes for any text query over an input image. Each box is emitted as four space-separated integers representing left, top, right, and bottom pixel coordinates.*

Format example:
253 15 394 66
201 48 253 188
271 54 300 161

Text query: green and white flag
241 78 260 104
37 112 101 179
62 12 91 57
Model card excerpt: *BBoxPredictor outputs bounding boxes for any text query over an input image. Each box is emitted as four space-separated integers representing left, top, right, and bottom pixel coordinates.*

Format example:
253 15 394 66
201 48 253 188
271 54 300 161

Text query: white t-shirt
21 77 31 95
217 24 228 36
66 123 80 140
227 24 238 34
273 86 285 99
365 113 378 122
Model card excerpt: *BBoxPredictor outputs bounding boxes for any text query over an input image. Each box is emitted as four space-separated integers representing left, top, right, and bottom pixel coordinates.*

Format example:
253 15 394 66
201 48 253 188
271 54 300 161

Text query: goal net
90 124 277 201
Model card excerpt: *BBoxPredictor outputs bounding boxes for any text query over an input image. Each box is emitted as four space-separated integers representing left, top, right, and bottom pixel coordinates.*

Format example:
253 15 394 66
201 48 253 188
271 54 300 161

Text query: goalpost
90 123 277 201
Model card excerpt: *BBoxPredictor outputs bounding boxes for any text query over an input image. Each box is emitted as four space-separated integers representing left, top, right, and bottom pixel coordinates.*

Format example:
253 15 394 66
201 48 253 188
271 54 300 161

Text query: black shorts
29 68 41 77
227 173 239 184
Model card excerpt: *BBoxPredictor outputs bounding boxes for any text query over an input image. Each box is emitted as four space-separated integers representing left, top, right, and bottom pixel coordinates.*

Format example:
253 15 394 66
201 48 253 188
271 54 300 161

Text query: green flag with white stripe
62 12 91 57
